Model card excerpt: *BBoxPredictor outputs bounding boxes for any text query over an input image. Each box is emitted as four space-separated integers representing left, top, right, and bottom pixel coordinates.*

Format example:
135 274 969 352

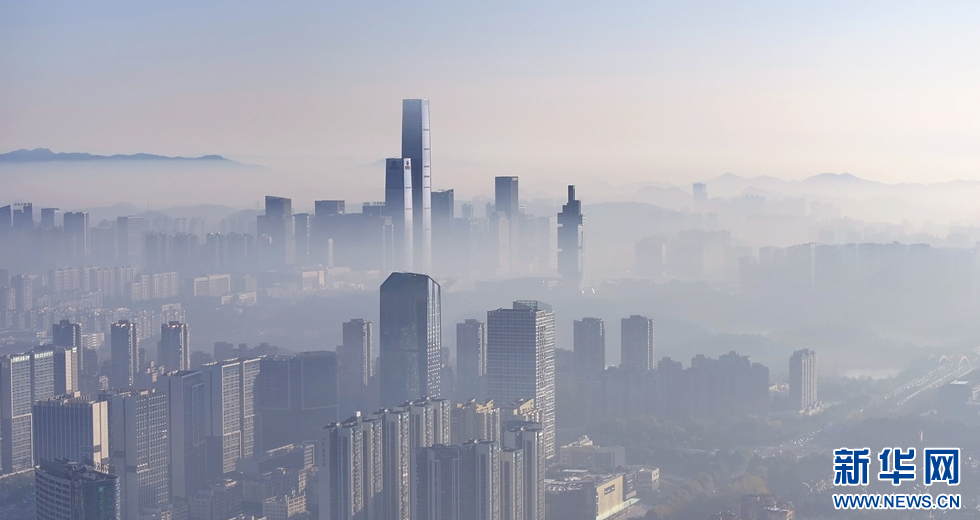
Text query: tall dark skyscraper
385 158 414 271
431 189 454 225
380 273 442 407
455 319 487 401
494 176 519 221
63 211 90 266
52 319 81 350
338 318 374 419
159 321 190 372
557 185 584 289
110 320 138 388
402 99 432 273
487 301 556 460
431 189 455 274
257 195 295 267
53 319 83 375
621 315 655 371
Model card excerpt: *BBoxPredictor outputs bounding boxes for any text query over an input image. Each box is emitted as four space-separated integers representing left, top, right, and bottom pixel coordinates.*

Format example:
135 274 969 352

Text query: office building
379 273 442 407
789 349 817 411
53 321 83 380
32 395 109 467
415 444 460 520
315 200 345 216
63 211 90 266
487 301 556 459
257 195 295 267
256 351 338 450
202 358 261 477
385 158 414 271
557 186 584 289
402 98 432 272
40 207 58 228
110 320 138 388
431 189 455 274
620 315 655 371
35 460 120 520
159 321 190 372
503 422 545 520
1 349 57 474
494 177 519 222
53 320 82 351
159 370 207 500
104 388 170 519
43 345 79 396
455 319 487 401
431 189 454 227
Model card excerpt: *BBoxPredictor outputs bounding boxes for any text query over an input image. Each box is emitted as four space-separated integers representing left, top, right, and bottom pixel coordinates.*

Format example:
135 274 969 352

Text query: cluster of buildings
1 266 684 520
0 100 835 520
559 316 771 424
0 99 587 346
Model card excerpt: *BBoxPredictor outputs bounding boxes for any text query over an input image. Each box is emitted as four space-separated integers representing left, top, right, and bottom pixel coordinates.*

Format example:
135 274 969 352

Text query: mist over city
3 2 980 520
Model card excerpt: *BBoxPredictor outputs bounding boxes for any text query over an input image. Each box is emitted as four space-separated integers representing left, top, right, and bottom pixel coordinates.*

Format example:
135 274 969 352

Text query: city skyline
3 4 980 519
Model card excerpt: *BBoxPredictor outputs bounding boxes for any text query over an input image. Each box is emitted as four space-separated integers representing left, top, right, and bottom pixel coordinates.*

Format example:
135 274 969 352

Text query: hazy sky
2 1 979 197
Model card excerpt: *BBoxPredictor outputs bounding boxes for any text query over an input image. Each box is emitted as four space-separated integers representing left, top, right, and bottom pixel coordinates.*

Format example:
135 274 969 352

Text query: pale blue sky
2 1 979 197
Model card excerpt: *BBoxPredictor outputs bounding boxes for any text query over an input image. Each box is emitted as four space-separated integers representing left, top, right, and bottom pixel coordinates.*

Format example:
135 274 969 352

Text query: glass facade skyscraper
379 272 442 407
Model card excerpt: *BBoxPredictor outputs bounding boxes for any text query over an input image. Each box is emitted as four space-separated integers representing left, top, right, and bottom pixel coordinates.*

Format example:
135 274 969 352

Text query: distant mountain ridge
0 148 230 162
